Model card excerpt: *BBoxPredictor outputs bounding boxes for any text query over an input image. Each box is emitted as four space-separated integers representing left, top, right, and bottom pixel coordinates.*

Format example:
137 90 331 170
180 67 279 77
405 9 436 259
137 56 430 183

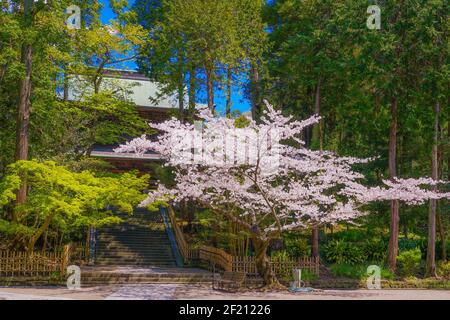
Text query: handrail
165 207 319 276
196 245 233 271
166 206 190 263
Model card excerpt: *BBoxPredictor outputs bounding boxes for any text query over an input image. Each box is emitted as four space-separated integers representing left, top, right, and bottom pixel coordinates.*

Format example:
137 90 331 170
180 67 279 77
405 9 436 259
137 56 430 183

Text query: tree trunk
226 66 232 117
188 65 196 120
311 78 322 257
437 209 446 261
205 59 214 113
27 214 54 254
250 63 260 120
178 49 185 122
311 78 322 149
387 97 399 272
311 226 319 258
426 101 440 277
63 69 69 101
253 237 281 288
14 40 33 213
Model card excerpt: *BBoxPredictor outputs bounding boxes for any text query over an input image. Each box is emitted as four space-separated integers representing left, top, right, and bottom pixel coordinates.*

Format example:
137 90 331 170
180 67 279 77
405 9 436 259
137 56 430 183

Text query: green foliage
330 263 395 280
301 269 318 281
271 250 289 259
0 160 149 250
330 263 365 279
398 238 421 251
329 229 370 243
323 240 365 265
397 248 422 277
134 0 267 114
72 93 150 146
438 261 450 278
234 115 251 129
363 239 388 263
152 164 177 188
283 236 310 257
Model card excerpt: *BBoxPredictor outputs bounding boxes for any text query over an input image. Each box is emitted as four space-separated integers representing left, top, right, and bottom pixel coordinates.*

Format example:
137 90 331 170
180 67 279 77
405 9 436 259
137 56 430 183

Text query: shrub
323 240 365 265
330 263 364 279
301 269 318 281
284 237 310 257
437 260 450 278
330 229 367 242
397 248 422 276
271 250 290 260
363 239 387 263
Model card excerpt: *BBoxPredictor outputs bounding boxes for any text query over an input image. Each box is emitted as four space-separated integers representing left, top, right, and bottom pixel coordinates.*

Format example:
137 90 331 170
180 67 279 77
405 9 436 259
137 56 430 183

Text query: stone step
95 208 176 267
96 258 175 263
99 231 169 241
96 254 175 260
100 232 168 238
103 223 165 228
95 258 175 262
96 250 174 256
80 267 213 285
97 245 173 251
97 237 169 244
97 252 173 256
98 239 169 244
94 262 177 267
97 241 170 247
100 234 167 238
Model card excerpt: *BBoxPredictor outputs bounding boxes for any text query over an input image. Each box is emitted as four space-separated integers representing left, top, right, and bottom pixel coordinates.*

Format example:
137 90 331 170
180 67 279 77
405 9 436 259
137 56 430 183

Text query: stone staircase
95 208 177 267
80 266 213 286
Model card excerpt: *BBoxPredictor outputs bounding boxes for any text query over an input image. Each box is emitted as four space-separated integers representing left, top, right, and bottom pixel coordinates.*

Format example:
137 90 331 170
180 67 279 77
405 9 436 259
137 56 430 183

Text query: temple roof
68 69 176 109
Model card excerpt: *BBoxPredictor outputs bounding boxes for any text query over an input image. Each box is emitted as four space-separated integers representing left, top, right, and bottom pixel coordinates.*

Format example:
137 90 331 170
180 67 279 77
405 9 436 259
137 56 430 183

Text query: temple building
69 69 179 172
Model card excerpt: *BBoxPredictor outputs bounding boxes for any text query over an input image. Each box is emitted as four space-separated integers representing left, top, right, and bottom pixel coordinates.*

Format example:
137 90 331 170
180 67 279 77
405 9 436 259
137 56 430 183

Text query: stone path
105 284 180 300
1 285 450 300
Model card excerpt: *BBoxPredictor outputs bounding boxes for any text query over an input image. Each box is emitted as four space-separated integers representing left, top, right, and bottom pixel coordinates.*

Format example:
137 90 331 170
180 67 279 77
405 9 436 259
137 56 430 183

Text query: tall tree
134 0 267 116
14 0 35 209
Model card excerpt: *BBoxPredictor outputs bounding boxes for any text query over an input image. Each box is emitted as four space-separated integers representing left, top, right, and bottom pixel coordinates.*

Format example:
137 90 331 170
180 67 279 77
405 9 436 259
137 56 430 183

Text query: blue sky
99 0 251 114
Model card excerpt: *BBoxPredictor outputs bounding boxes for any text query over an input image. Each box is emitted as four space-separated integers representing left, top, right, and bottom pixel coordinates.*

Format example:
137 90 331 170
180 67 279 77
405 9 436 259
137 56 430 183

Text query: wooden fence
0 245 71 277
166 206 320 277
232 256 320 276
189 245 319 277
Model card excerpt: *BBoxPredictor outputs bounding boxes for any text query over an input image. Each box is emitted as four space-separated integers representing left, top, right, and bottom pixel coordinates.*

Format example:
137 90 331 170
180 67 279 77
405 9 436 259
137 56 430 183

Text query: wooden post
61 244 71 275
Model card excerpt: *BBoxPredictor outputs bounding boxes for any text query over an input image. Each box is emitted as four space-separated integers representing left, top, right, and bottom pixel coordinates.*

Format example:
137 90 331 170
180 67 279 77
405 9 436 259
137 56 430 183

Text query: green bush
330 229 367 242
363 239 387 263
330 263 364 279
301 269 318 281
284 237 310 257
323 240 365 265
438 260 450 278
271 250 290 259
397 248 422 276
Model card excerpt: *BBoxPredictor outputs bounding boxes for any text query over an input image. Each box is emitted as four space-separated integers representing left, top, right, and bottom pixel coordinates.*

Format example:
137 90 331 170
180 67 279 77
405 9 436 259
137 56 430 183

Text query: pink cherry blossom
116 101 450 236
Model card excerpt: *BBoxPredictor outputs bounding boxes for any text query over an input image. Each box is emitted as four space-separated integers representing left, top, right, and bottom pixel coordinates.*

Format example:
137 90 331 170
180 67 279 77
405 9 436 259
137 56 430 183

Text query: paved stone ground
1 285 450 300
81 266 212 275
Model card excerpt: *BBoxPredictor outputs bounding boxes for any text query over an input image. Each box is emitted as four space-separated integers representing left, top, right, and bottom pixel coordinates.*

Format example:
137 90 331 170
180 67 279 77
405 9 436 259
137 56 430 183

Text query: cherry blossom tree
115 101 450 287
